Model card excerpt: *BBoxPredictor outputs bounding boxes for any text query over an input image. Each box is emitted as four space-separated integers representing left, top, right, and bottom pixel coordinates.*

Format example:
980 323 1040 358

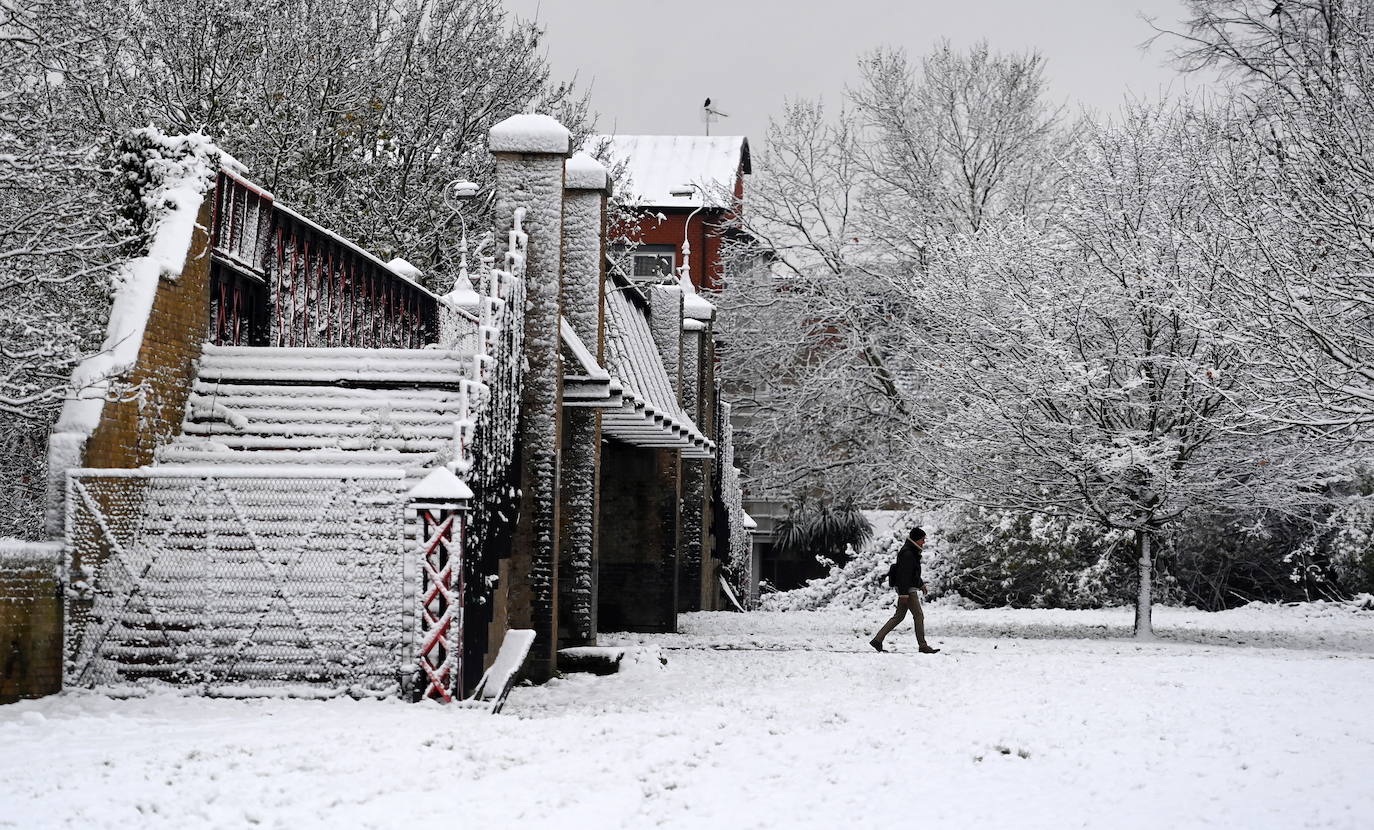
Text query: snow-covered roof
589 135 749 209
602 276 714 458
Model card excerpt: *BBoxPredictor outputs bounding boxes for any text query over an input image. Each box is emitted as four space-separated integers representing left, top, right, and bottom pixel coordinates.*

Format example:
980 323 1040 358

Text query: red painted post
410 468 473 703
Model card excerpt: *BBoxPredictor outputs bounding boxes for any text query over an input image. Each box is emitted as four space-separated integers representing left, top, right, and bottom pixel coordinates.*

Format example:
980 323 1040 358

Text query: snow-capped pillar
558 153 610 648
409 468 473 703
646 283 687 622
489 113 570 684
677 286 718 611
678 320 709 612
648 285 685 403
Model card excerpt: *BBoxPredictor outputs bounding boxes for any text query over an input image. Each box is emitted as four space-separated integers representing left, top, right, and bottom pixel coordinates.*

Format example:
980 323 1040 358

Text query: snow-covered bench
462 628 536 714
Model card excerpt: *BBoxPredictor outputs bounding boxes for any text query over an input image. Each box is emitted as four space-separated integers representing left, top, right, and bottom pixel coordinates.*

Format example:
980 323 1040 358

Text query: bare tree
910 103 1323 637
1158 1 1374 434
718 43 1067 502
1 0 130 536
851 40 1068 238
718 100 921 501
63 0 590 289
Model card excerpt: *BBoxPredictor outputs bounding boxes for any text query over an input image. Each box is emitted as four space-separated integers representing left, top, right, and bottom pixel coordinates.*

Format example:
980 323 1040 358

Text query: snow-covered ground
4 604 1372 829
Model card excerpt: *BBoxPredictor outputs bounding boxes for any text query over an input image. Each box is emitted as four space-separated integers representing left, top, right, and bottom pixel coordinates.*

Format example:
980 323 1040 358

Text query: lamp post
443 178 480 287
668 182 705 290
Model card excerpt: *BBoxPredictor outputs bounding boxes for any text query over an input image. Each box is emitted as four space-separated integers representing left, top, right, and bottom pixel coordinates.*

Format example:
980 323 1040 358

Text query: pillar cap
489 113 571 155
565 151 610 193
409 467 474 503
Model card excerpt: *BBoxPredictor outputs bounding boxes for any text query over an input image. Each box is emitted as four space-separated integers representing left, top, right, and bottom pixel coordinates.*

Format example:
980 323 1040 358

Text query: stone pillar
558 153 609 647
698 334 721 611
677 324 706 612
641 284 686 623
489 113 569 683
647 285 684 403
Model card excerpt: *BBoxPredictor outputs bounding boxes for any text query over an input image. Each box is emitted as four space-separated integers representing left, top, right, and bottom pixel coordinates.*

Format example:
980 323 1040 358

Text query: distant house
591 135 751 292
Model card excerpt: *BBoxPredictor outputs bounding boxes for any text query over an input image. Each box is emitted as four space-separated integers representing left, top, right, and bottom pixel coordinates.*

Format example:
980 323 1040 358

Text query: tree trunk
1134 529 1154 640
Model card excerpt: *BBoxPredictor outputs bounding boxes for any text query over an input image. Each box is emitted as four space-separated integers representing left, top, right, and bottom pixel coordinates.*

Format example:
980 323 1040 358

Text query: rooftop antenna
702 97 729 136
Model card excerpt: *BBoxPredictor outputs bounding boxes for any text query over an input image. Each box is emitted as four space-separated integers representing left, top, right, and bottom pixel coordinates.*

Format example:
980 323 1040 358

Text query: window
630 244 676 279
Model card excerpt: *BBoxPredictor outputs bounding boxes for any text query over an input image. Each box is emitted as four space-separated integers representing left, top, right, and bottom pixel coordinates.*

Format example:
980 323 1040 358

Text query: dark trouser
871 592 928 647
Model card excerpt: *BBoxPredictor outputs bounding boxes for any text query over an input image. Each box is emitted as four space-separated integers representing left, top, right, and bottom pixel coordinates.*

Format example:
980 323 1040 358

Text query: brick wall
633 209 731 292
0 543 63 704
83 198 214 471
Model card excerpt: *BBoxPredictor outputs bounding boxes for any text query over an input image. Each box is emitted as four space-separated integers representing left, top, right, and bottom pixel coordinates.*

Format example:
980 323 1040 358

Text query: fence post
409 468 472 702
489 113 570 683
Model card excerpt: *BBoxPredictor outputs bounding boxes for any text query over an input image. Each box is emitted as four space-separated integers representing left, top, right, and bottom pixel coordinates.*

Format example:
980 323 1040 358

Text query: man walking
870 526 940 654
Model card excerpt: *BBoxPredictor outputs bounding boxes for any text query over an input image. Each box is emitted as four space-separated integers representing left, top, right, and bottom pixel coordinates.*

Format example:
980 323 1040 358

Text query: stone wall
10 196 215 704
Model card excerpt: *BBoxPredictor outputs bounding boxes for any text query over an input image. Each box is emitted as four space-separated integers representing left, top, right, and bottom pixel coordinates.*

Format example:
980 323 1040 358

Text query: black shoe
869 639 884 652
919 645 940 654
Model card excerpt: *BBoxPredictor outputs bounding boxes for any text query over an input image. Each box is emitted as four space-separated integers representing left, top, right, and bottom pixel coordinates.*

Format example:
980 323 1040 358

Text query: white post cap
489 113 571 155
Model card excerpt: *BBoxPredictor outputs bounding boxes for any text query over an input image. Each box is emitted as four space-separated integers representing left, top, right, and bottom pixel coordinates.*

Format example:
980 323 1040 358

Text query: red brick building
592 135 751 291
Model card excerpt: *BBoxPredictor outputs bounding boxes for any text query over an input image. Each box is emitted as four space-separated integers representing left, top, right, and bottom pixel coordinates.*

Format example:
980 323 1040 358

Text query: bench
461 628 536 714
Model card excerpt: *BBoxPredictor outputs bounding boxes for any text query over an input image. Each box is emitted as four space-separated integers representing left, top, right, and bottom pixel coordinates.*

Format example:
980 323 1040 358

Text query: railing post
409 468 473 703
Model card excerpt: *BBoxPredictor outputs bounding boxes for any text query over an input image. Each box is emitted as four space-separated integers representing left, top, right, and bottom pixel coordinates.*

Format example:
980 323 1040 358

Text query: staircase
163 345 474 478
65 344 477 693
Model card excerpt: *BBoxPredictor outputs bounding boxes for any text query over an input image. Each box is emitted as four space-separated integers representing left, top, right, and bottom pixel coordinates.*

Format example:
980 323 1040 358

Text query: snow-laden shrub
930 504 1135 609
934 501 1351 611
1325 486 1374 597
1163 508 1347 609
762 498 1369 612
772 496 874 569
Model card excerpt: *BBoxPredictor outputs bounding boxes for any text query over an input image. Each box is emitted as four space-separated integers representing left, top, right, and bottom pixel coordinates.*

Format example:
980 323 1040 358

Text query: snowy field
4 604 1372 830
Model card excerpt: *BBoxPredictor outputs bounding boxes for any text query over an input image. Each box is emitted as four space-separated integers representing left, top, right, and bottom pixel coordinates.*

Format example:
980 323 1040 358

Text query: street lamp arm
670 182 706 288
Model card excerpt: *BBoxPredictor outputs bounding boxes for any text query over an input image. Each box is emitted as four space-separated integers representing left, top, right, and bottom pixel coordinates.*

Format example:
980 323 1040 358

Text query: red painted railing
209 171 439 348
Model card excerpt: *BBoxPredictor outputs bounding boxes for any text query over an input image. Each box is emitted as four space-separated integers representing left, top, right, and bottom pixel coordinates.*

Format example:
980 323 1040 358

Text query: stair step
198 345 473 387
176 429 451 452
186 402 459 427
191 378 466 398
188 387 464 418
156 444 441 471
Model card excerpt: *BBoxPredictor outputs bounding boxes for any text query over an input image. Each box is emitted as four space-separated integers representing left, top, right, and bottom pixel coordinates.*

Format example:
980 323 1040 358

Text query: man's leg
909 593 939 652
870 596 910 649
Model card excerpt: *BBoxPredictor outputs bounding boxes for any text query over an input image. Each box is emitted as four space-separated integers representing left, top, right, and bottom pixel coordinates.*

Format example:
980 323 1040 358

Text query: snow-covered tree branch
1161 1 1374 434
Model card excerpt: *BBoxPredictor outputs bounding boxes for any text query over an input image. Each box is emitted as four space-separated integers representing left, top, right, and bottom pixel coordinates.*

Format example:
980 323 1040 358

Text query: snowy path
3 605 1371 829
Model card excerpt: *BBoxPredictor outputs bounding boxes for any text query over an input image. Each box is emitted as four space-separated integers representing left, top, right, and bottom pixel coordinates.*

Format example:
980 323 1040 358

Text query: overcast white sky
503 0 1214 143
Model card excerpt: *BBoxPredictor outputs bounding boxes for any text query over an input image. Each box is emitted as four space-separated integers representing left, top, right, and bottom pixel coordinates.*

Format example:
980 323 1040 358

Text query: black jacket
892 536 924 594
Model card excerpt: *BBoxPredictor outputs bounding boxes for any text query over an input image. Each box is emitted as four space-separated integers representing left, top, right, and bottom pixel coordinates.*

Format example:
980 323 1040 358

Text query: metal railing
209 172 440 349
